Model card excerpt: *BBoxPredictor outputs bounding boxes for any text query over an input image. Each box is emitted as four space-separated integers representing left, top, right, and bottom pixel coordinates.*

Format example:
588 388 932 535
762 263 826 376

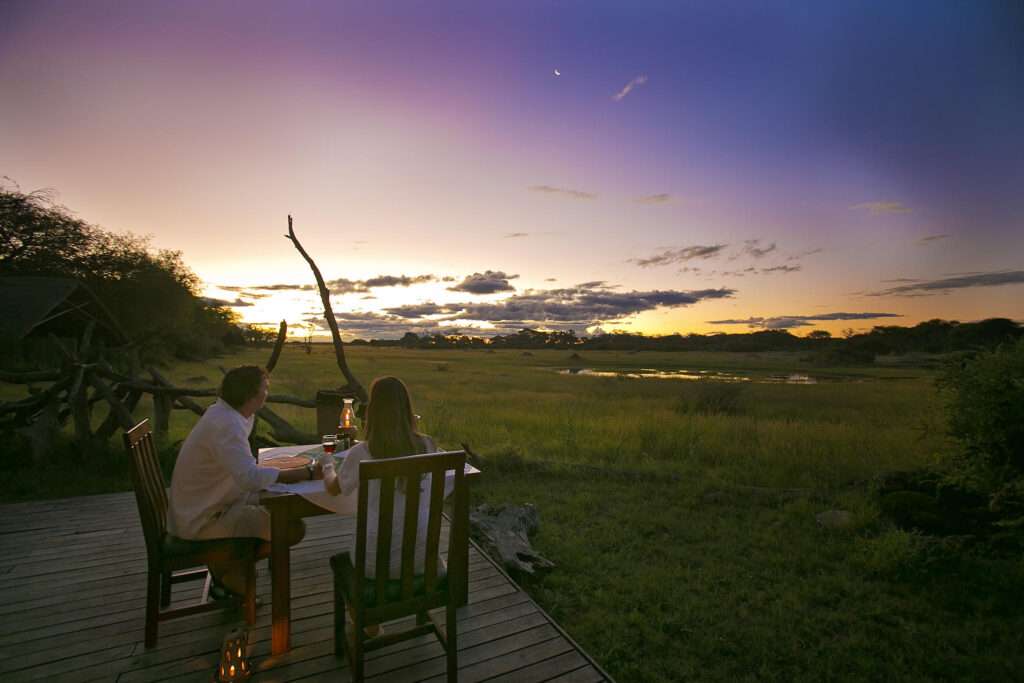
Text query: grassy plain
5 344 1023 680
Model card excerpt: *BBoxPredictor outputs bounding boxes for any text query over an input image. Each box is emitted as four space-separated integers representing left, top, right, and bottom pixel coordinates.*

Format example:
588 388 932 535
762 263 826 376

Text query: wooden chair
123 419 259 649
330 450 467 682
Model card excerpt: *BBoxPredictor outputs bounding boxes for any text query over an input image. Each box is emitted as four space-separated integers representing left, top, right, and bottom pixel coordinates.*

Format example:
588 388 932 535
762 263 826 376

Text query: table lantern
215 627 252 681
338 397 358 448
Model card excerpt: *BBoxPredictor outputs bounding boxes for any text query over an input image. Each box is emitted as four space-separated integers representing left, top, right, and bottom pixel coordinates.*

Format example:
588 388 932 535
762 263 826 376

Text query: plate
262 455 312 470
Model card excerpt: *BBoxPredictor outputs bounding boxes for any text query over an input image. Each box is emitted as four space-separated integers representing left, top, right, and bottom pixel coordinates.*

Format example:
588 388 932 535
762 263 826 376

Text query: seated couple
167 368 443 600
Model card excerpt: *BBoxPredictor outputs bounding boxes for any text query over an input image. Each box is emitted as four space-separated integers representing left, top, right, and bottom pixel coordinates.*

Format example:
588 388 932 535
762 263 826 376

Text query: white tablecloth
259 444 357 515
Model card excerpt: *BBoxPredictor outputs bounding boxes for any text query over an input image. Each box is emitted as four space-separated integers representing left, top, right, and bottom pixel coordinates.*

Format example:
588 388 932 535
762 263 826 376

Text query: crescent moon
554 69 561 76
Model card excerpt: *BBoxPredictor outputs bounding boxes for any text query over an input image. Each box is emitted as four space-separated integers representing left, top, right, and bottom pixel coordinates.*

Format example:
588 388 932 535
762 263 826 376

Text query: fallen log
469 503 555 577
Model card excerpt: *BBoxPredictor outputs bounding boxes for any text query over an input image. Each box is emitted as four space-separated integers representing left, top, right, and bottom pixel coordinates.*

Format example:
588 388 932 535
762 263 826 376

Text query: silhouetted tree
1 182 239 359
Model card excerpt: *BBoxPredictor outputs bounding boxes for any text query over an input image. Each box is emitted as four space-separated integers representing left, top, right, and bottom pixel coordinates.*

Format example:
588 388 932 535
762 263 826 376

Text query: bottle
337 398 358 450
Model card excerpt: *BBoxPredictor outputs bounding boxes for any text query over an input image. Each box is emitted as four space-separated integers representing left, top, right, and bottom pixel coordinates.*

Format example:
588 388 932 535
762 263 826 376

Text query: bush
941 338 1024 481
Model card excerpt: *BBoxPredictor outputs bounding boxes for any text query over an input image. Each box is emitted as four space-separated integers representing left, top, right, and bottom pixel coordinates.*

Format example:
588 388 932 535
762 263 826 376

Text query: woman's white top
336 436 452 579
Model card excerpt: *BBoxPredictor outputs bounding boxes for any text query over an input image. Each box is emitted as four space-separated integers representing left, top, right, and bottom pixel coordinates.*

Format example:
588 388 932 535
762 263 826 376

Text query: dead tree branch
285 215 367 405
266 320 287 372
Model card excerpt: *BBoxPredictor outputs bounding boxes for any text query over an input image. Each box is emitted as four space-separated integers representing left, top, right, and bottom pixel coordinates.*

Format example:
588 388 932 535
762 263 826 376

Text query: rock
816 509 854 530
470 503 555 577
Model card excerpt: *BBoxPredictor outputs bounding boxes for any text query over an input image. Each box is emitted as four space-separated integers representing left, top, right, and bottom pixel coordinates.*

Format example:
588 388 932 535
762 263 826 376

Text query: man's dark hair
220 366 268 409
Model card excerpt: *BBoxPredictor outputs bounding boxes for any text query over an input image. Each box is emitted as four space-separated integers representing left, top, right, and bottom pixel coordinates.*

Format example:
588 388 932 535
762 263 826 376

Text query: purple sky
2 1 1022 338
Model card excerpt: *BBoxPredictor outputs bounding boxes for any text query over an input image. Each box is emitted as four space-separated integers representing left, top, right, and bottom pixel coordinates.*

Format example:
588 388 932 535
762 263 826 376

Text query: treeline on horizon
342 318 1023 360
4 183 1021 365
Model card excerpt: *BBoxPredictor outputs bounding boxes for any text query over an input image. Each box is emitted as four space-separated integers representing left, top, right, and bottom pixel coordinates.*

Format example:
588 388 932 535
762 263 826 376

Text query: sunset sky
2 1 1022 339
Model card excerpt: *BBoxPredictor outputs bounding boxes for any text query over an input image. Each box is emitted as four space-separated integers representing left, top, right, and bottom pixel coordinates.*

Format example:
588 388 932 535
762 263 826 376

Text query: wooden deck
0 491 611 682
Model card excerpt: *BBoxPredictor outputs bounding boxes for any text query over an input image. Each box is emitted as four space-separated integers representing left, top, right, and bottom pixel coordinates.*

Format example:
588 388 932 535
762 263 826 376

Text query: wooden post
69 367 93 445
153 390 172 440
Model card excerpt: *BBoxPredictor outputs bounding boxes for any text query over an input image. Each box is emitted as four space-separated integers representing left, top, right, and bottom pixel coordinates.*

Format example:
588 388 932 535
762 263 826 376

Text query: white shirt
168 399 280 539
337 437 451 579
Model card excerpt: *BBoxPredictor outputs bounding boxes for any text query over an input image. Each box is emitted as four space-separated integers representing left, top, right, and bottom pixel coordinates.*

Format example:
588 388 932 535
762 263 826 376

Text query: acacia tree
1 182 239 359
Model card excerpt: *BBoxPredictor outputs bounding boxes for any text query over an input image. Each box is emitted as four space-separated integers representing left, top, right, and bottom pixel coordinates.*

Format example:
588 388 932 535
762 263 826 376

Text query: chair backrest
354 450 467 603
123 419 169 561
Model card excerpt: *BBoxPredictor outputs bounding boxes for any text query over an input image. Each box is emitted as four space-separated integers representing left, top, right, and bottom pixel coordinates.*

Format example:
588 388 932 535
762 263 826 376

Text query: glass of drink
321 434 337 456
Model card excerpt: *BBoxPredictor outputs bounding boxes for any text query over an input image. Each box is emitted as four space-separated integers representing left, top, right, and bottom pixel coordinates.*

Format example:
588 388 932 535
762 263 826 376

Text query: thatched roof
0 277 127 343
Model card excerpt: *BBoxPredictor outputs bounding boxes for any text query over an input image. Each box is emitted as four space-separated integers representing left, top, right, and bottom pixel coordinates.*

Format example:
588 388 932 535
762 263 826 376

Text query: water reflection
557 368 865 384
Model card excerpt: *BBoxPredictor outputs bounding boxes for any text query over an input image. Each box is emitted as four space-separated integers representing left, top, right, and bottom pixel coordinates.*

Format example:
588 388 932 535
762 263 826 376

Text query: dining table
258 444 481 656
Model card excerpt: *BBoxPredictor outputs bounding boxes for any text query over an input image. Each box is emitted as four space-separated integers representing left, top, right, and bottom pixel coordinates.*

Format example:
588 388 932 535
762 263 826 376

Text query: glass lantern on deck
214 627 252 681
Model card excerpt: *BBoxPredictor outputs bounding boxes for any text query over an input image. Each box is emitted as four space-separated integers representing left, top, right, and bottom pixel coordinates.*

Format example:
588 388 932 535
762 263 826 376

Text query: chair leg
243 560 257 625
145 569 161 649
446 601 458 683
159 569 171 607
334 575 347 658
351 607 364 682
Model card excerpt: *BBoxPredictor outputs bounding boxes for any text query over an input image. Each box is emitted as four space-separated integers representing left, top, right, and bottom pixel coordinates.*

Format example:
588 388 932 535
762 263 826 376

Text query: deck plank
0 491 611 682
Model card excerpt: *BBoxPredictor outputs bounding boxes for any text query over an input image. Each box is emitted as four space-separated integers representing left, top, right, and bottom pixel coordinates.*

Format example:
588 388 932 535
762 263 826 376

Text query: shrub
940 338 1024 482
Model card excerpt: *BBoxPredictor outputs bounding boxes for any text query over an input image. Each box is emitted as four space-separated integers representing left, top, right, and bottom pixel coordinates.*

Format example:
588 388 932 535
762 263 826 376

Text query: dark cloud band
868 270 1024 297
708 312 902 329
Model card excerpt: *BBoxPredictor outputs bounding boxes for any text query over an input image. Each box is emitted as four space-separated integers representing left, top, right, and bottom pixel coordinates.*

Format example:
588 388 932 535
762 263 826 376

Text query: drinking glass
321 434 337 456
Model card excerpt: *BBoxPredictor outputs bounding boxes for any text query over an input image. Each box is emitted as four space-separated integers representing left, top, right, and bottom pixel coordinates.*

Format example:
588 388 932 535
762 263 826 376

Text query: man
168 365 315 597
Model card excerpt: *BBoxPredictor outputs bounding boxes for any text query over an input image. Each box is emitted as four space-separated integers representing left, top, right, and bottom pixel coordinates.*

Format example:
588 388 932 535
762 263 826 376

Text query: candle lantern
214 627 252 682
338 397 358 448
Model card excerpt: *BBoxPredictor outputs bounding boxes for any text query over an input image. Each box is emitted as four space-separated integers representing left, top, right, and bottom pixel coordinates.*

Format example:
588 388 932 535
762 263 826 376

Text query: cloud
447 270 520 294
503 232 529 238
361 274 436 288
308 312 441 340
445 284 734 324
382 303 447 319
708 312 902 330
742 239 777 259
635 193 671 204
867 270 1024 297
544 277 557 282
786 248 823 262
303 281 736 338
630 244 728 267
240 283 313 291
325 278 364 294
528 185 596 200
216 286 270 298
612 74 648 101
917 234 949 245
235 274 435 296
850 201 912 214
719 264 801 277
201 296 253 308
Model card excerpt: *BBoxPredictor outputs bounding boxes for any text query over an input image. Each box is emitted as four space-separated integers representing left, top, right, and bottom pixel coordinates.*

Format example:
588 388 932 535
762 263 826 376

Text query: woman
325 376 443 580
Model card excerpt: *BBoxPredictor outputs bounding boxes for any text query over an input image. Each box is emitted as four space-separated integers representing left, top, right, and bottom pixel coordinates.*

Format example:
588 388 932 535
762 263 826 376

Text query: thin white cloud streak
849 201 912 214
612 74 648 101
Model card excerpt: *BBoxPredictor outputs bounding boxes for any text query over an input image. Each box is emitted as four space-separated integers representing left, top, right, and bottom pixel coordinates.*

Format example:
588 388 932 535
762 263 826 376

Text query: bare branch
265 320 287 372
284 214 367 404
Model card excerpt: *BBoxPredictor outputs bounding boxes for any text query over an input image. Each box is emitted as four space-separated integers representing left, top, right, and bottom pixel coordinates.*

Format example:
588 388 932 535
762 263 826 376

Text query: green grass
3 345 1022 680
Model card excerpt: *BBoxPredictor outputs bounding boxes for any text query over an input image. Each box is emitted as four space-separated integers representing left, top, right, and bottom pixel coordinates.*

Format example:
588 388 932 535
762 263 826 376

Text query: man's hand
275 464 323 484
